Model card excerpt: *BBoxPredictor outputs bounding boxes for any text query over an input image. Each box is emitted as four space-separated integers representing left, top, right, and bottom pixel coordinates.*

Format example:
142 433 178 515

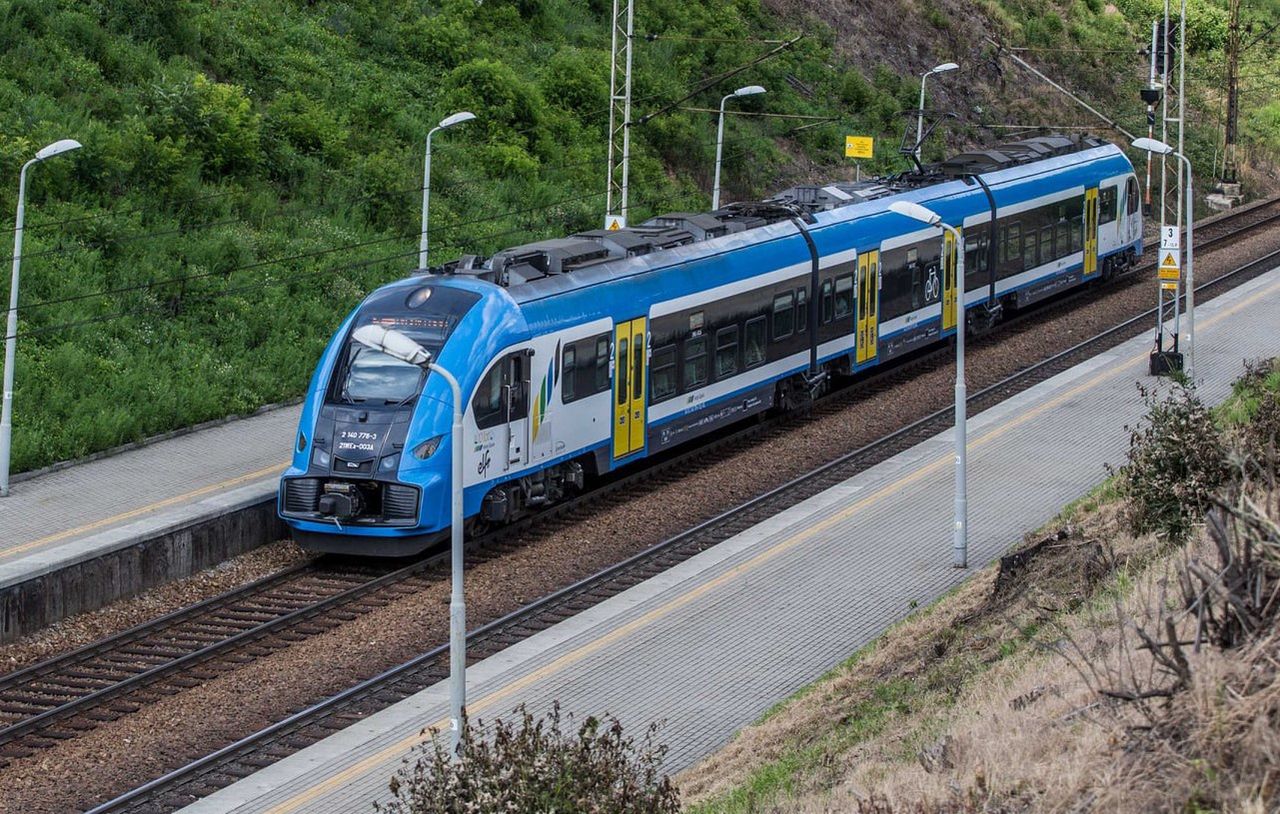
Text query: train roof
424 132 1112 297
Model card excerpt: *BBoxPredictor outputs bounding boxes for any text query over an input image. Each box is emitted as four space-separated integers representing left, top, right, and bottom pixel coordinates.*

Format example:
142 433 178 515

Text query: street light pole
1 138 82 497
418 112 476 271
889 201 967 568
427 361 467 758
1133 137 1195 377
915 63 958 163
711 85 766 210
350 324 468 757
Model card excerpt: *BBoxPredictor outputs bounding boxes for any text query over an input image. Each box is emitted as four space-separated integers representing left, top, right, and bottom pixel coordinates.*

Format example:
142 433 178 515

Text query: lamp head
437 111 477 130
35 139 82 161
1132 136 1173 155
734 85 767 97
888 200 942 227
929 62 959 76
352 324 433 368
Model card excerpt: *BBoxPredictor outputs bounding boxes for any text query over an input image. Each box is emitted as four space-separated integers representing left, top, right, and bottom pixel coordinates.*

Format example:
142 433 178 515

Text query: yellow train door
1084 187 1099 277
612 317 647 459
942 228 960 331
856 250 880 364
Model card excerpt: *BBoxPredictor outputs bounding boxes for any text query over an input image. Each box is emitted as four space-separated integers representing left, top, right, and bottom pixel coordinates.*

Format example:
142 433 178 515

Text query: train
279 133 1144 556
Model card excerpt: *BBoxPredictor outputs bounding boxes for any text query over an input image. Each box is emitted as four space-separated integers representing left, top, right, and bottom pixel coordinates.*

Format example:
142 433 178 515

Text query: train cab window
772 292 794 341
716 326 738 378
1022 231 1038 270
1126 177 1139 215
562 346 577 402
473 362 505 429
1099 186 1117 224
472 353 527 430
595 335 610 392
820 279 834 324
650 346 677 402
683 336 708 390
795 288 808 334
744 316 767 368
616 338 628 405
833 275 854 319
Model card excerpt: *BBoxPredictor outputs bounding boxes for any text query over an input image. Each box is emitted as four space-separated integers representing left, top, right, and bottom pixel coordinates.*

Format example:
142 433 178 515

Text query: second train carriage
280 134 1144 555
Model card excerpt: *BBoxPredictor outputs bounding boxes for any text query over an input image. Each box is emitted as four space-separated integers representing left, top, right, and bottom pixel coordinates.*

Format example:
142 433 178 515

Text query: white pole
915 71 929 163
620 0 634 224
418 125 441 271
944 223 967 569
1180 151 1194 378
429 362 466 758
0 159 34 498
712 93 731 211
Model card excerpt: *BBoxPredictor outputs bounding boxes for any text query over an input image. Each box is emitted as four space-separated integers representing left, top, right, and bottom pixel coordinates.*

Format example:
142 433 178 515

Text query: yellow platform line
266 277 1280 814
1 462 287 561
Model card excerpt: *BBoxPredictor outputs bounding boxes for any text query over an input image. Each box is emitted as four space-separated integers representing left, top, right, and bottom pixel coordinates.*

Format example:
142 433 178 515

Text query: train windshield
329 284 480 406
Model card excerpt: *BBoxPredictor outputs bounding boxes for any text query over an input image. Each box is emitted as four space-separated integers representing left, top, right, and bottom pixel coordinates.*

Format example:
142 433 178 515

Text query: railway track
67 201 1280 812
1 198 1275 809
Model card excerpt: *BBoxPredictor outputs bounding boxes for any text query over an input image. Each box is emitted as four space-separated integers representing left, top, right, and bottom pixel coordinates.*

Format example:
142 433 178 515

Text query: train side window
1003 223 1021 267
744 316 767 368
1126 178 1139 214
716 326 738 378
1071 214 1084 253
631 339 643 401
616 338 628 405
1056 220 1071 258
472 361 506 429
683 336 708 390
833 274 854 319
650 346 677 403
594 335 610 393
772 292 794 341
508 355 528 418
1022 231 1038 269
562 345 577 403
795 288 808 333
1099 186 1117 224
1039 226 1054 264
820 279 834 324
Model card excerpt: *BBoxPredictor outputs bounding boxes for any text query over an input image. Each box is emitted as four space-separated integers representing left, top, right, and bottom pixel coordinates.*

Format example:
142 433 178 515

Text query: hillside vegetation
1 0 1275 472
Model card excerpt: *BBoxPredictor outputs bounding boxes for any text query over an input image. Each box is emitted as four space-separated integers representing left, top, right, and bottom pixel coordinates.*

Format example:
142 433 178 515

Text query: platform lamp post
419 111 476 271
1133 136 1195 378
915 63 958 163
888 200 967 568
351 325 467 757
1 138 82 498
711 85 766 210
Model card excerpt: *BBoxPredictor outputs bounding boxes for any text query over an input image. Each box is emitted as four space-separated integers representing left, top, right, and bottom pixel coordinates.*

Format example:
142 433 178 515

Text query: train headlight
379 453 401 473
413 435 444 460
311 447 331 469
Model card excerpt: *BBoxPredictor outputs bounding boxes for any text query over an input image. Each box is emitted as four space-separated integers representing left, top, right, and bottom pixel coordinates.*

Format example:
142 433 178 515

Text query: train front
278 277 494 556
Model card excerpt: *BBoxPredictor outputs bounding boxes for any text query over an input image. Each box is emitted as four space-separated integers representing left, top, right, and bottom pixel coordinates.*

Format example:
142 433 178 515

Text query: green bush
375 705 680 814
1118 382 1231 544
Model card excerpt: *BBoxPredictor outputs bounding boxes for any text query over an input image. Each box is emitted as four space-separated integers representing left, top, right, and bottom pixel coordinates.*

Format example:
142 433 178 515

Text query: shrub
1118 382 1231 544
375 704 680 814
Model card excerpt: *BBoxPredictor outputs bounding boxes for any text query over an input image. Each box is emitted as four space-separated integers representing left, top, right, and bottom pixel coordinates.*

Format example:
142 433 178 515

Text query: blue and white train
280 134 1143 555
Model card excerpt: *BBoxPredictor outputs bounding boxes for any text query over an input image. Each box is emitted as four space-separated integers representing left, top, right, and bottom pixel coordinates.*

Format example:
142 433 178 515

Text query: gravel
2 220 1278 813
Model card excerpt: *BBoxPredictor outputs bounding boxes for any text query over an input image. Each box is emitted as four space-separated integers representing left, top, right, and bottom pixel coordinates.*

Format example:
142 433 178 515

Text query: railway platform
176 268 1280 814
0 404 298 641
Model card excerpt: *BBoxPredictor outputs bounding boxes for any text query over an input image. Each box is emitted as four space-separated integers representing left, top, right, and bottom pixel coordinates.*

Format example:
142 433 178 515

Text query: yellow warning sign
1158 265 1181 281
604 215 626 231
1161 280 1179 291
1161 252 1178 268
844 136 874 159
